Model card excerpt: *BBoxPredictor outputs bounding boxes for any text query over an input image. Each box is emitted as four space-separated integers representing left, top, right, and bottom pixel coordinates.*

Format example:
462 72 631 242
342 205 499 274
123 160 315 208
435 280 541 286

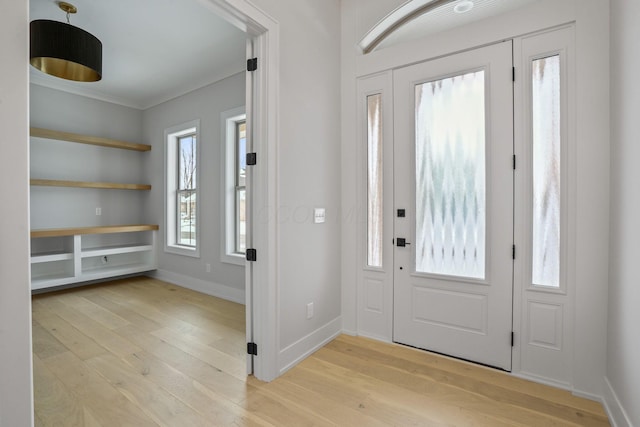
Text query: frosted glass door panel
532 55 560 287
367 94 383 267
415 71 486 279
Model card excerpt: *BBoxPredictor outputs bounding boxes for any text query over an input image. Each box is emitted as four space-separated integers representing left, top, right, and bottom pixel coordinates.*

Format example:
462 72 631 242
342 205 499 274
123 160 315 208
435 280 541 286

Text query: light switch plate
314 208 325 224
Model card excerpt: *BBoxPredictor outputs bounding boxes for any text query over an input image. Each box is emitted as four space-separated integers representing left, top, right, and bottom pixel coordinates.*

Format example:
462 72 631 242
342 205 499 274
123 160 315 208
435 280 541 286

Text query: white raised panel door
393 41 514 370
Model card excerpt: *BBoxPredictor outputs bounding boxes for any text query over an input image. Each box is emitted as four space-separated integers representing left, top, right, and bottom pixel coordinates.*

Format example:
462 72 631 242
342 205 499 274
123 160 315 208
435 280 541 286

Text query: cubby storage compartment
31 259 75 290
81 251 154 278
30 235 75 289
30 235 74 262
80 229 156 280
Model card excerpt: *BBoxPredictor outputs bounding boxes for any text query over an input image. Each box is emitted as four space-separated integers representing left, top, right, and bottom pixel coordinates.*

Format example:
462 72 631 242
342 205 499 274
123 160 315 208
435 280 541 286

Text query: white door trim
202 0 280 382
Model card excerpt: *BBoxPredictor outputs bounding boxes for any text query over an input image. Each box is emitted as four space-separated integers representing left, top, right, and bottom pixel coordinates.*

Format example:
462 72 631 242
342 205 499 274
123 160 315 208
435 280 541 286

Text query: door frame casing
349 0 608 397
186 0 282 381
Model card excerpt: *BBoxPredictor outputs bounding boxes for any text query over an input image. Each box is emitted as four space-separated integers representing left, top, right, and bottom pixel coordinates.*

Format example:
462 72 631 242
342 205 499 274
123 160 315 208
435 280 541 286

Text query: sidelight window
367 94 383 268
531 55 561 287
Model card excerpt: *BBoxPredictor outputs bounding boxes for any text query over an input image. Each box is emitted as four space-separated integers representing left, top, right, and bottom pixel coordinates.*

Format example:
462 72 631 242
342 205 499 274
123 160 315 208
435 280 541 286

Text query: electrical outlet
96 207 102 216
205 263 211 273
306 302 314 319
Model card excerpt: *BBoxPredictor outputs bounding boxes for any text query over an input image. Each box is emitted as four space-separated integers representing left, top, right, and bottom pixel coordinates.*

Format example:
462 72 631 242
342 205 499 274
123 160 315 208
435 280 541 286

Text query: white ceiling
375 0 542 51
30 0 247 110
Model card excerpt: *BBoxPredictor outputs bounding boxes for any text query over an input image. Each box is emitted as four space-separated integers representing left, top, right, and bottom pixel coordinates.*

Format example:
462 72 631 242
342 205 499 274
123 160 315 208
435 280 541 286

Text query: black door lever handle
396 238 411 247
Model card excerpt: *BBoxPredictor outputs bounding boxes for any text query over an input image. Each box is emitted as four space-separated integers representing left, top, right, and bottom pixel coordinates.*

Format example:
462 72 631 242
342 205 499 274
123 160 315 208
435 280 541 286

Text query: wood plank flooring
32 277 610 426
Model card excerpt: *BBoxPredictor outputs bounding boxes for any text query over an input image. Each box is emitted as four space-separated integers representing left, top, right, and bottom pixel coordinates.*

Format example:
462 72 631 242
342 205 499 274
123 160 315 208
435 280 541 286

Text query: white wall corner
341 328 358 337
602 377 633 427
0 0 33 424
148 269 245 304
279 316 342 375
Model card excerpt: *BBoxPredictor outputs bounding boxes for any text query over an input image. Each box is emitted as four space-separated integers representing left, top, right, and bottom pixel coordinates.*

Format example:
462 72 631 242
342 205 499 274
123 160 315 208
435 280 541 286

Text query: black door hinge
512 67 516 82
247 342 258 355
246 152 257 166
513 154 516 170
247 57 258 72
512 245 516 260
246 248 257 262
511 332 515 347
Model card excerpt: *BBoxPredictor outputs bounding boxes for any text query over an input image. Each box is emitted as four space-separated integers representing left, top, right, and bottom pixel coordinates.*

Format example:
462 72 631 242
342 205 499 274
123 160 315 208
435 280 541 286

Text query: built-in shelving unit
30 225 158 290
29 127 157 291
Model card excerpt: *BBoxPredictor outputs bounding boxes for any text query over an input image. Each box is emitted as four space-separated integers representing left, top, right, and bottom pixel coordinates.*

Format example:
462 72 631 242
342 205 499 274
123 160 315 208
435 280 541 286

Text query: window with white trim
165 120 200 257
221 108 247 265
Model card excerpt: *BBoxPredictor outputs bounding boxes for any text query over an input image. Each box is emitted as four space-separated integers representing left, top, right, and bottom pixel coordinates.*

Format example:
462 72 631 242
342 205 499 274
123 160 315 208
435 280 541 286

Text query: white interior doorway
26 0 280 398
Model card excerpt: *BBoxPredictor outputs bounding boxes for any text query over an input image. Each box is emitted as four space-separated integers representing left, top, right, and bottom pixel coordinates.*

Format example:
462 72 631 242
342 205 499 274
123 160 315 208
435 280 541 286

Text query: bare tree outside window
235 121 246 253
178 134 197 246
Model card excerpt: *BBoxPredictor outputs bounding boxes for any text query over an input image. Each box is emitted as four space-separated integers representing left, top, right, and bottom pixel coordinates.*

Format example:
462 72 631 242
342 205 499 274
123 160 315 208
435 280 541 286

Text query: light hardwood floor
32 277 610 426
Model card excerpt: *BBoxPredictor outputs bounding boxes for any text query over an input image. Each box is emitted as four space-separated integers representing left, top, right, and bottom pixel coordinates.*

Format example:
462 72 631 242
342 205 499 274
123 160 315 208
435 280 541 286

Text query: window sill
221 252 245 266
165 244 200 258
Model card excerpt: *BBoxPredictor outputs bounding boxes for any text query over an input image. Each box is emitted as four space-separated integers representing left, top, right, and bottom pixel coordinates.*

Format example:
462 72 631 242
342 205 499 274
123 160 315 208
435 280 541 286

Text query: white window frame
164 119 201 258
221 107 246 266
519 29 572 296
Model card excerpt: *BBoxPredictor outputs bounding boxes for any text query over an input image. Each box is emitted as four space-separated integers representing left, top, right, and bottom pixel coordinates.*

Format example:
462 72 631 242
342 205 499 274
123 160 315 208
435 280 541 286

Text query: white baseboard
279 316 342 375
356 331 393 343
511 371 572 392
603 377 632 427
572 388 605 403
148 269 245 304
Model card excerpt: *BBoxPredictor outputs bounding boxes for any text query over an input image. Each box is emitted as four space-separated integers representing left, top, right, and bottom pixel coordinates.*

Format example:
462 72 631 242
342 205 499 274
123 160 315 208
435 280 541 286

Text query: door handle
396 238 411 247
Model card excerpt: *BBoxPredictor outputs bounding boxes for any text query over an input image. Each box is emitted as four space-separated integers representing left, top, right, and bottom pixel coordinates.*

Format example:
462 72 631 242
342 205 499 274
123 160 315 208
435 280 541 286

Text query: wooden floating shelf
31 224 159 238
30 179 151 191
30 127 151 152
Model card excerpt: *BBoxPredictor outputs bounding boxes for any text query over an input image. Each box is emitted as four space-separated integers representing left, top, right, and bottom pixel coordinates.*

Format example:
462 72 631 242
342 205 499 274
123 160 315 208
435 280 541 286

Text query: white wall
0 0 33 425
247 0 343 371
143 72 245 300
0 0 343 414
606 0 640 425
30 85 145 229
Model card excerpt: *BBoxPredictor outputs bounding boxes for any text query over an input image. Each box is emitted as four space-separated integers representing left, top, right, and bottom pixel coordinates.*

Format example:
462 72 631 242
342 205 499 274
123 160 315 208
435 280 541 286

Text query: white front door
393 41 514 370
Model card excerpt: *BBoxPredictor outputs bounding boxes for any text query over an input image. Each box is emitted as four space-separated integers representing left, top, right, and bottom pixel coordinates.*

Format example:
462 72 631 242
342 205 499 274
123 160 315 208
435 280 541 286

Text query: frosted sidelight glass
367 94 383 267
415 71 486 278
532 55 561 287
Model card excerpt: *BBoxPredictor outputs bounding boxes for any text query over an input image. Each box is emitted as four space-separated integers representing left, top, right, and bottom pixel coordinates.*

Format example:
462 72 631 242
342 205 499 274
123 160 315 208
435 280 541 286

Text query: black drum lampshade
30 13 102 82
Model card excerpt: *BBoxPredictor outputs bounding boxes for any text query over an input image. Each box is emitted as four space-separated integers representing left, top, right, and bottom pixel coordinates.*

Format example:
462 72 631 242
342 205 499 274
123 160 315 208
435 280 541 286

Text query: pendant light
30 2 102 82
